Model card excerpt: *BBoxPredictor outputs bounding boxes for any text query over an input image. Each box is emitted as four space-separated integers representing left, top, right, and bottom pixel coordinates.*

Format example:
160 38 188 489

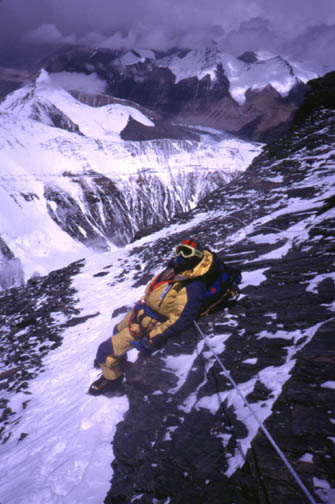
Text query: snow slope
0 249 134 503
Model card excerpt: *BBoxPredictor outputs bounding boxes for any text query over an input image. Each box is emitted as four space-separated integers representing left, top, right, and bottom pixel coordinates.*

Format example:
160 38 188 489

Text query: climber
88 238 240 396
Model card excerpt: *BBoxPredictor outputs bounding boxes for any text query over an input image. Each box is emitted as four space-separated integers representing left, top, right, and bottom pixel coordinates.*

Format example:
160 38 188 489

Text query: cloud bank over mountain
0 0 334 71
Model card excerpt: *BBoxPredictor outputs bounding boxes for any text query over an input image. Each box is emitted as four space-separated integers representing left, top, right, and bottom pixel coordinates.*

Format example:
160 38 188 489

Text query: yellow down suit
99 250 213 380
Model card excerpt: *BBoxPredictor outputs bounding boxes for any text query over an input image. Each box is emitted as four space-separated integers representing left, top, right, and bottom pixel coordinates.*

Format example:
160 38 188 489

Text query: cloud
0 0 334 71
23 24 76 45
49 71 107 94
249 0 335 37
222 18 281 56
282 24 335 70
2 0 334 41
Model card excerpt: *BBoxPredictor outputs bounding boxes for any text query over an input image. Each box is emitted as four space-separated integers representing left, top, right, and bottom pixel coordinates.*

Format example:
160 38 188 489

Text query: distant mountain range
43 44 317 142
1 44 318 141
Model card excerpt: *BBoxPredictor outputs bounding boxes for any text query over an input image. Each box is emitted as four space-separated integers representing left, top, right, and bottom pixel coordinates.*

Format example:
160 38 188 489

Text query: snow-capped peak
34 67 54 88
116 48 156 66
0 70 154 138
157 47 317 105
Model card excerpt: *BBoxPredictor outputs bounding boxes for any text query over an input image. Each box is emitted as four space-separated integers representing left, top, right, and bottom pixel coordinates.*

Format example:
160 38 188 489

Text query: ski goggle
175 244 203 259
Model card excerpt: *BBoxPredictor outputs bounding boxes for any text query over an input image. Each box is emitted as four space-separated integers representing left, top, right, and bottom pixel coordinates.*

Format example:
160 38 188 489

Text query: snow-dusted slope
0 71 261 283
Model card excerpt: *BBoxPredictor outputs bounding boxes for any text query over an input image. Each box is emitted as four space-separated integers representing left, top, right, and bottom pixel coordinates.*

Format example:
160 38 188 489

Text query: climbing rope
193 320 318 504
193 326 271 503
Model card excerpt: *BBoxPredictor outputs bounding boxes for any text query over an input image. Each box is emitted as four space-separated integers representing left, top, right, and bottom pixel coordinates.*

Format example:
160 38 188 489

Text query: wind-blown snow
49 71 107 94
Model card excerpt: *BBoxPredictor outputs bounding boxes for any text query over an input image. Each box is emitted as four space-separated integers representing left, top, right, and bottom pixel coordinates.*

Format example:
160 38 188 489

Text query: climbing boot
88 374 124 396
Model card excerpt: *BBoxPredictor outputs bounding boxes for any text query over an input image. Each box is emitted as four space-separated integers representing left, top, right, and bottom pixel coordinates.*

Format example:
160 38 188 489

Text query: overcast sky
0 0 334 70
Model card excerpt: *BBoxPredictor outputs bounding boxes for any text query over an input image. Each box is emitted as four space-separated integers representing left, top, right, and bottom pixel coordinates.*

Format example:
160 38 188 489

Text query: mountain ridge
0 70 260 286
43 45 314 142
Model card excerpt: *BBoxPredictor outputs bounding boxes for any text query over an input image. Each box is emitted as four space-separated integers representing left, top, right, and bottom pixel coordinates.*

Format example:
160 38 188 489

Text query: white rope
193 320 318 504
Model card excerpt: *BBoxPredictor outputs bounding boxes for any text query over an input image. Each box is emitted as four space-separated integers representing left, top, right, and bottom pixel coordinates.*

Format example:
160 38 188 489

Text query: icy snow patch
240 268 269 287
320 381 335 390
242 358 258 365
256 328 304 342
313 477 335 503
163 335 220 394
299 453 314 463
306 272 335 294
163 353 198 393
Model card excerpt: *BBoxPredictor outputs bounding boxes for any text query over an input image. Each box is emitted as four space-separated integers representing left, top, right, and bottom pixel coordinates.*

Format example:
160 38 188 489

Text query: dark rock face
120 116 199 142
31 101 84 135
236 82 307 143
44 47 307 143
44 173 131 249
104 71 335 503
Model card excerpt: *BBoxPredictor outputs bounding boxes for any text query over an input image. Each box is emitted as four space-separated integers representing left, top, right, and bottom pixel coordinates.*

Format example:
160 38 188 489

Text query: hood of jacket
175 249 213 281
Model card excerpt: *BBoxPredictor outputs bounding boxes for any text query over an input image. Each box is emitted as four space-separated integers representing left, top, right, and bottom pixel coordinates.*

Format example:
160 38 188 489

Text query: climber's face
174 243 203 271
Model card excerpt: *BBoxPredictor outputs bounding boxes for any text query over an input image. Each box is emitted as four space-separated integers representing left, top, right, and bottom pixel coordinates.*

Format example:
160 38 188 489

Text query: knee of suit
96 338 114 364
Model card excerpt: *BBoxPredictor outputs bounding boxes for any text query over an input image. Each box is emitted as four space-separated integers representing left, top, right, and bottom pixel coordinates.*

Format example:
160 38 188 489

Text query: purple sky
0 0 334 70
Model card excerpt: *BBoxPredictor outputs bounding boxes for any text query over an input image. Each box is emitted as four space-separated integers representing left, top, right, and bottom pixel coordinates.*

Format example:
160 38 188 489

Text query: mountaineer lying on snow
89 239 241 396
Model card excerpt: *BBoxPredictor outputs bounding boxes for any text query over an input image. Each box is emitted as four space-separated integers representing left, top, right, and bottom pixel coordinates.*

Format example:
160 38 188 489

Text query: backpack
200 253 242 316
